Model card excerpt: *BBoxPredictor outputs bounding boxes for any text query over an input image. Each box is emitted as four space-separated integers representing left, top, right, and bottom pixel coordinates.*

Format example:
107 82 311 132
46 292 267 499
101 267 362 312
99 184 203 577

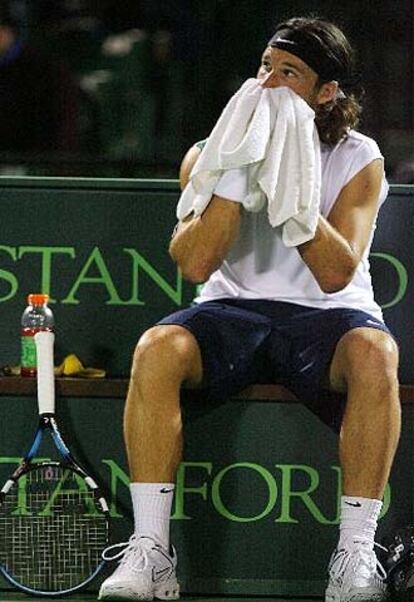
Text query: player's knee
341 329 399 387
131 325 200 382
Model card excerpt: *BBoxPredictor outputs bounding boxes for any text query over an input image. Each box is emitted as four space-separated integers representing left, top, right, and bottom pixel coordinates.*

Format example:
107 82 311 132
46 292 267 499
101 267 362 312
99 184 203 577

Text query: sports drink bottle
21 293 54 377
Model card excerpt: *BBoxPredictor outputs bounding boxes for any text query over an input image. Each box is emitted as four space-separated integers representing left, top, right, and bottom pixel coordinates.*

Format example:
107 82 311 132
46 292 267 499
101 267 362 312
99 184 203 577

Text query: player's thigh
328 327 399 393
133 324 203 387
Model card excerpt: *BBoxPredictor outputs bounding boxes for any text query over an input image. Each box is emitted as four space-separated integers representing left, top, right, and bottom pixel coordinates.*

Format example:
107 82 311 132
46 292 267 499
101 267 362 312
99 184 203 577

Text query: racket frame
0 332 110 596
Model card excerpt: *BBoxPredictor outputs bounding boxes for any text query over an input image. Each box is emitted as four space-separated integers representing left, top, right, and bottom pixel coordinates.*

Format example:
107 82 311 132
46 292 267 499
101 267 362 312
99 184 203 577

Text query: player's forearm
298 215 360 293
169 217 211 283
169 207 240 283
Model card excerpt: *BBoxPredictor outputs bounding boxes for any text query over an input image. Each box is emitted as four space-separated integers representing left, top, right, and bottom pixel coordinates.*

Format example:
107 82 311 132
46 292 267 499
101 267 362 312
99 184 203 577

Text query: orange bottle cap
27 293 49 305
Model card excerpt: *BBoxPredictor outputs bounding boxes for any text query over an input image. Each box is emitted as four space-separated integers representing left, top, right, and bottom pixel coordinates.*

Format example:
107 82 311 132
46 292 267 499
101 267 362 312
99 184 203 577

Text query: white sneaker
98 535 180 601
325 538 389 601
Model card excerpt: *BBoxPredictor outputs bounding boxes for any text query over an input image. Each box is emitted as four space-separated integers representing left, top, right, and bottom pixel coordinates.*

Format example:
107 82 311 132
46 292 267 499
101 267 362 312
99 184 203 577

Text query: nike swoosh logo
152 566 172 582
160 488 174 493
345 501 362 507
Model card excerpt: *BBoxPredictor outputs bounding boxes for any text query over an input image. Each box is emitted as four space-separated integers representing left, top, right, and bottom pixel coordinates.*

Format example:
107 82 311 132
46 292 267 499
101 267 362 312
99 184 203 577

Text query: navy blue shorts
157 299 392 432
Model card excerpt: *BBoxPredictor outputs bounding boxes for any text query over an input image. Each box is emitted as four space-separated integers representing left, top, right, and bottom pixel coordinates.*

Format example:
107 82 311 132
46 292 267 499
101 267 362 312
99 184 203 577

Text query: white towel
177 78 321 247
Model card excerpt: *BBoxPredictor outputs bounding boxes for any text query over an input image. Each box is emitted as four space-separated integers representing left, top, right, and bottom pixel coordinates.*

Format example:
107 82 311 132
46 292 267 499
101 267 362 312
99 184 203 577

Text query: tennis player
99 16 400 602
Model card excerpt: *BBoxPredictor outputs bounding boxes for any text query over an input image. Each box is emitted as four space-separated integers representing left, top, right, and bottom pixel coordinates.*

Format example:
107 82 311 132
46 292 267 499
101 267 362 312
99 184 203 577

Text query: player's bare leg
99 325 202 601
330 327 400 498
326 327 400 601
124 325 203 482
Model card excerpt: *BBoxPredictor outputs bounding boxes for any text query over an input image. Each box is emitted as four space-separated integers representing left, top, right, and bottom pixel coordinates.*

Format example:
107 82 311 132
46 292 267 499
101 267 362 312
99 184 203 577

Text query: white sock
130 482 175 550
338 495 382 549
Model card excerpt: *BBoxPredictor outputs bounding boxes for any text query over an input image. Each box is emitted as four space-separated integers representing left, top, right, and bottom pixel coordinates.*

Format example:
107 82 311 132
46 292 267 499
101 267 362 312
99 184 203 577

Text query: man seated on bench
99 16 400 602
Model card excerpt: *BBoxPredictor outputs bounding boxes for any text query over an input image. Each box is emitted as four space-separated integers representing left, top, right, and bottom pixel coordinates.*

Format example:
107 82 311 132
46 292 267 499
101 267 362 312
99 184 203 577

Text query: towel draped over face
176 78 321 247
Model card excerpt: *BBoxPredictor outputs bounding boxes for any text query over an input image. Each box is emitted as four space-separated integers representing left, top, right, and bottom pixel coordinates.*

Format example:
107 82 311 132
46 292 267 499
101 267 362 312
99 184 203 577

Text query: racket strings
0 465 108 592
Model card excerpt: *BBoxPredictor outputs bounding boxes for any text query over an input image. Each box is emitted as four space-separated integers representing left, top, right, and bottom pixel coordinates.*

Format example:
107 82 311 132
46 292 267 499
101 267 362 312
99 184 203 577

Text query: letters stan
0 245 407 309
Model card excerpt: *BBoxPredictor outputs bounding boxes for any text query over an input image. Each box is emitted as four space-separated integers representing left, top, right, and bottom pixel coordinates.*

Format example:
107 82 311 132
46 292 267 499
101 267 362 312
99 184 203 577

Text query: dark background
0 0 412 180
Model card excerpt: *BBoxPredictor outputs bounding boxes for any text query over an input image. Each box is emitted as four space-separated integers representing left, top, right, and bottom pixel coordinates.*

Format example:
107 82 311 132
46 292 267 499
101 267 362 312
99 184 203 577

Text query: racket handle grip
35 331 56 415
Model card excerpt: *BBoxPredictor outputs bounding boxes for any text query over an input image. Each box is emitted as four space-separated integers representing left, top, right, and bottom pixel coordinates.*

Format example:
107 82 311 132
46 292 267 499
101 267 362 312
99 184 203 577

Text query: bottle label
21 336 37 368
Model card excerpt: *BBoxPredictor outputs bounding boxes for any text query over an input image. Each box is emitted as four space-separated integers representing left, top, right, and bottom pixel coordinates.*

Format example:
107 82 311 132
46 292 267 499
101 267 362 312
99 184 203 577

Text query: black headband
268 28 346 83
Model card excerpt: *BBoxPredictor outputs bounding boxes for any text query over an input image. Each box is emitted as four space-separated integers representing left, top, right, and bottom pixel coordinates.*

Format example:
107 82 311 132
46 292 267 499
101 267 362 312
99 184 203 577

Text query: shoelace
102 535 150 572
330 539 388 583
370 542 388 581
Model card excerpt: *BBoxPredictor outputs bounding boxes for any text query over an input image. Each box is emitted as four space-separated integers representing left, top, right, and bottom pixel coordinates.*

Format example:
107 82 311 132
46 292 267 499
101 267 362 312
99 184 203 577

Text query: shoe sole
325 585 389 602
99 579 180 601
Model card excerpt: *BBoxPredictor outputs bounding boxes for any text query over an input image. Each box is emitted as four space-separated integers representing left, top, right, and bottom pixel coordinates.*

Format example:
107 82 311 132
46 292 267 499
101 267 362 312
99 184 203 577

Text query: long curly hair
274 17 364 146
314 93 362 145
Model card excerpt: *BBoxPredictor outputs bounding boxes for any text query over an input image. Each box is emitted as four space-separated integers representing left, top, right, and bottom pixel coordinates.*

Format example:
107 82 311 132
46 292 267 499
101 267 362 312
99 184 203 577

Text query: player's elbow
320 278 349 294
318 266 356 294
181 269 207 284
180 259 214 284
169 248 211 283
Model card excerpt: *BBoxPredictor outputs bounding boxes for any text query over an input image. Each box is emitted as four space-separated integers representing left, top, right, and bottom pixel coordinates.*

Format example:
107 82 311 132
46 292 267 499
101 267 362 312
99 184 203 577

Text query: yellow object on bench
54 354 106 379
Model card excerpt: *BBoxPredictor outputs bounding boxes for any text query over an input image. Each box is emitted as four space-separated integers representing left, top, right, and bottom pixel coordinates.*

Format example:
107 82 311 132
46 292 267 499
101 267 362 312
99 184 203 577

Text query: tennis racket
0 331 110 596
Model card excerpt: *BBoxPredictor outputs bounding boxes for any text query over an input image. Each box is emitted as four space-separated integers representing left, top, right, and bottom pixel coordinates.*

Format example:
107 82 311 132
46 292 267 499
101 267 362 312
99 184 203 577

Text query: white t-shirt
195 130 389 321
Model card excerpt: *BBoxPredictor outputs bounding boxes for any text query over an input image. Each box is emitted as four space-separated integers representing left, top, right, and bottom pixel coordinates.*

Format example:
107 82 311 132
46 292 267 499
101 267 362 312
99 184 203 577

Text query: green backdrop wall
0 178 412 596
0 178 412 381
